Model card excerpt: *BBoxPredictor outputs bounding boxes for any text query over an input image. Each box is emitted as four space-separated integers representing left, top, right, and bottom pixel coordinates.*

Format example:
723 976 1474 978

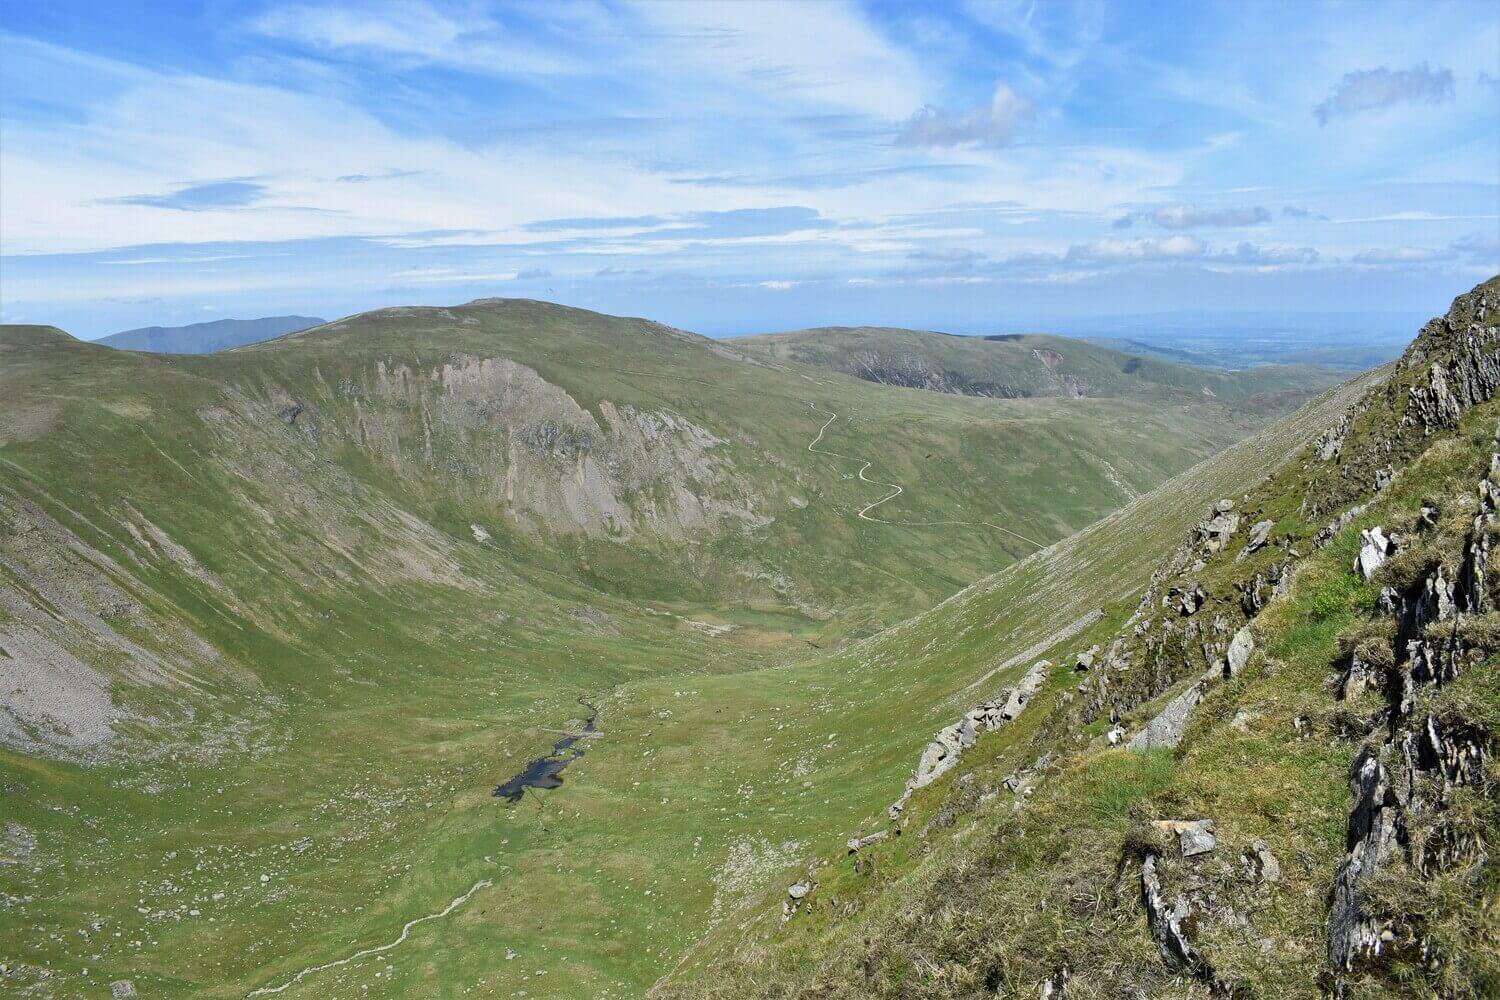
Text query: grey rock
1353 527 1392 580
1329 749 1401 970
1225 626 1254 677
1141 853 1201 971
111 982 137 999
1126 683 1204 750
846 831 888 853
1246 839 1281 883
1153 819 1216 857
787 880 812 900
1180 823 1217 857
889 659 1048 817
1238 519 1274 560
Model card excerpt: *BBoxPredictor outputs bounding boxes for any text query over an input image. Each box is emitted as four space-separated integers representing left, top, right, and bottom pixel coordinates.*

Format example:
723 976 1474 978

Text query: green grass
651 280 1500 999
0 299 1383 999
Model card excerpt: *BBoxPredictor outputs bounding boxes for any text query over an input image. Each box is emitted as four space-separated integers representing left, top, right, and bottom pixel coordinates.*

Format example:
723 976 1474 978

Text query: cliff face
659 277 1500 1000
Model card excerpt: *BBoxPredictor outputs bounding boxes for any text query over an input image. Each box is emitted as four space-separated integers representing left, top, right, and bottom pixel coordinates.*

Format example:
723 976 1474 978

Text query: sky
0 0 1496 339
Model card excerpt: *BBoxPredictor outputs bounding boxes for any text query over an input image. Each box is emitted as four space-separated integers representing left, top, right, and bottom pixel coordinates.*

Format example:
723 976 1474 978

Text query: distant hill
95 315 324 353
730 326 1343 405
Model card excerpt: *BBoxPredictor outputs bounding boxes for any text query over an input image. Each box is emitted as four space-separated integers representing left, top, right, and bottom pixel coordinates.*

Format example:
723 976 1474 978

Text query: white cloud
631 0 931 119
1071 235 1207 261
1349 246 1454 264
1314 63 1455 125
898 82 1035 148
251 2 580 75
389 267 520 283
1148 204 1271 229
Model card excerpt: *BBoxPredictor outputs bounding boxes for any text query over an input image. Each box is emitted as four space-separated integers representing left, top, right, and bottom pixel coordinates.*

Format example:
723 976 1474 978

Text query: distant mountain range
94 315 324 353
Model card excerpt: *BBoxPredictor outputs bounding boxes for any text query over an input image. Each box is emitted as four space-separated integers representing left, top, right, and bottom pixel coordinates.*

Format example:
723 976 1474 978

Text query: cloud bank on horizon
0 0 1496 337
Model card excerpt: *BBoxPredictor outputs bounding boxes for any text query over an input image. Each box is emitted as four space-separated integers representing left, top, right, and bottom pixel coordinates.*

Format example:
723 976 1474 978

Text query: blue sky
0 0 1496 338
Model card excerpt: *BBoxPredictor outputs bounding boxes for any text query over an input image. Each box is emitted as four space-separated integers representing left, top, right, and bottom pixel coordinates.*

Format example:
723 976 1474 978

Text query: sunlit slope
654 359 1385 998
658 277 1500 1000
732 325 1340 405
0 297 1349 998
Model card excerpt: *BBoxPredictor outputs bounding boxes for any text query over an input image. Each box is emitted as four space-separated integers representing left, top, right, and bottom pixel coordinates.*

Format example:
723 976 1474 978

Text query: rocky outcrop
1326 421 1498 985
890 660 1048 819
846 351 1025 399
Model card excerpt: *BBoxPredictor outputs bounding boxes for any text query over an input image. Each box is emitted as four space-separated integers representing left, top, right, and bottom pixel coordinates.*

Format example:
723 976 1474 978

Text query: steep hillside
658 277 1500 999
96 316 325 353
0 297 1327 998
731 326 1340 407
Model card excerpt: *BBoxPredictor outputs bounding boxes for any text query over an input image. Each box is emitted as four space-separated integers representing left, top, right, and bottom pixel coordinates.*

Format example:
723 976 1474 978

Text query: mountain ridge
96 315 326 354
731 324 1341 405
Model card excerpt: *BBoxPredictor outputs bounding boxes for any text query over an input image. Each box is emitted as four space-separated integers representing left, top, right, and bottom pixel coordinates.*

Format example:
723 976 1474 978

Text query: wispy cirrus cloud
1113 204 1272 230
103 180 267 211
1313 63 1455 125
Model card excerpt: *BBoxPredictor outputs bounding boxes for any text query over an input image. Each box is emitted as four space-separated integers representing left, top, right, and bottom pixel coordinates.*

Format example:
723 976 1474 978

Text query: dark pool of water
493 699 598 804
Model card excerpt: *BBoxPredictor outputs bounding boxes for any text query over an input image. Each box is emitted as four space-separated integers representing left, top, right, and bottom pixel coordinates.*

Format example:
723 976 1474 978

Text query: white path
245 878 494 997
803 402 1045 549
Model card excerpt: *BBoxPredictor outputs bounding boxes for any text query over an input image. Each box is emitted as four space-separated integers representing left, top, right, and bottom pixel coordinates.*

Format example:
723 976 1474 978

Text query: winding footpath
805 402 1046 549
245 878 495 996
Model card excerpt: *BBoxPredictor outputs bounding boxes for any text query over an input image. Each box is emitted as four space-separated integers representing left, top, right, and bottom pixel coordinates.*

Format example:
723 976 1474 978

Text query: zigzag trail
804 402 1045 549
245 878 494 996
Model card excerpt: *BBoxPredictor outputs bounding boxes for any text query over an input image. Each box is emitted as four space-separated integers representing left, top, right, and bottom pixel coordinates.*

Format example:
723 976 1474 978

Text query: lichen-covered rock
1126 682 1203 750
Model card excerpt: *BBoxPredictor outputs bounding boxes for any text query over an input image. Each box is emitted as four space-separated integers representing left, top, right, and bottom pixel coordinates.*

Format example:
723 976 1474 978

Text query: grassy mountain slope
96 316 325 353
731 326 1341 406
657 277 1500 1000
0 298 1381 998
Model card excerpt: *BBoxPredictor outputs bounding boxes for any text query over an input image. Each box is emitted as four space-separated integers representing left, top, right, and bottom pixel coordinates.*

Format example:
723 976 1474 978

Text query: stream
492 697 599 803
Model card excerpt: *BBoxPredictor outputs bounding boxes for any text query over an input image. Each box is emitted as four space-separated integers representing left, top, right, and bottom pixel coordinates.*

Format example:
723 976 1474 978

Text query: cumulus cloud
1314 63 1454 125
1069 235 1207 261
1148 204 1270 228
898 82 1035 148
1219 242 1319 265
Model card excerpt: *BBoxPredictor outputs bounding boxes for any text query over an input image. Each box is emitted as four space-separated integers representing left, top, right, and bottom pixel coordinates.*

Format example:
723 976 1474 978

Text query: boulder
1354 527 1392 579
111 983 137 1000
1126 683 1204 750
787 880 812 900
1152 819 1217 857
1238 519 1274 560
1225 626 1254 677
846 831 888 853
